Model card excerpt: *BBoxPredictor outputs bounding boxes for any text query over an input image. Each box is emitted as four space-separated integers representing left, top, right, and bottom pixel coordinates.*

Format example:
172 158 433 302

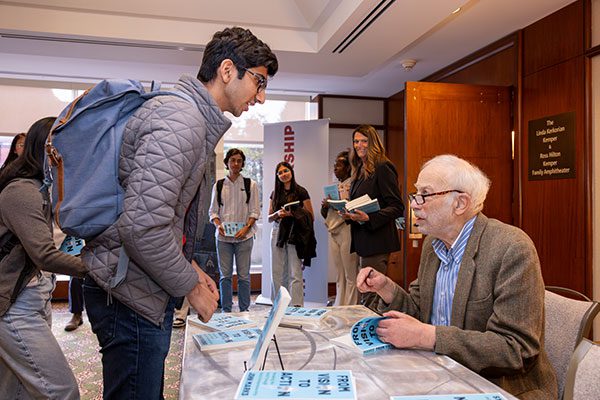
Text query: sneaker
173 317 186 329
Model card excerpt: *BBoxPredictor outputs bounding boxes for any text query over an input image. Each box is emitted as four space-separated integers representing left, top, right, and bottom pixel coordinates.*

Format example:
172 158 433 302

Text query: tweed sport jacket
379 214 557 400
82 75 232 326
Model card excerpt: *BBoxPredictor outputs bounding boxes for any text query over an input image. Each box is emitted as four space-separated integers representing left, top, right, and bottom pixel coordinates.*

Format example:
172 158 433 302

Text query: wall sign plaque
528 111 575 180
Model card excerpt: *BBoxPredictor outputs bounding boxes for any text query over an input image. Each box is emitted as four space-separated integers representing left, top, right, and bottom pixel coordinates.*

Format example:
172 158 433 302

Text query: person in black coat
340 124 404 309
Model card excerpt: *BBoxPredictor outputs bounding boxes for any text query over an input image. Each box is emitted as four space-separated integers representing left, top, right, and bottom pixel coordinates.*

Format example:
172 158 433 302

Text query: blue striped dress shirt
430 216 476 326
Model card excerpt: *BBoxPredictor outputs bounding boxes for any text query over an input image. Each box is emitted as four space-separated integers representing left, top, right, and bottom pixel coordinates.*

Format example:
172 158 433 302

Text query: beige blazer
381 214 557 400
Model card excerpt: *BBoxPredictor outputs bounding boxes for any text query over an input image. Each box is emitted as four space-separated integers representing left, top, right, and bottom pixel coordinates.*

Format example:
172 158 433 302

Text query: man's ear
218 59 235 84
454 193 471 216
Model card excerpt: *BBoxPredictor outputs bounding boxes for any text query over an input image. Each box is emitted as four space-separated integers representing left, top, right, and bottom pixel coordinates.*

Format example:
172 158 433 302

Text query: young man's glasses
243 67 268 94
408 190 463 205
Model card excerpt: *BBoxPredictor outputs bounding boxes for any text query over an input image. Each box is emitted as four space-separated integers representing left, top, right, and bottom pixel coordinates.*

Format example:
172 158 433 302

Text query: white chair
544 287 600 399
563 339 600 400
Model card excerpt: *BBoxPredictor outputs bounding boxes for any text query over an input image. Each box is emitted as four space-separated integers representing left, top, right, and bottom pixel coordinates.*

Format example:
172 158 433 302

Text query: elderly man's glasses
243 67 267 94
408 190 463 205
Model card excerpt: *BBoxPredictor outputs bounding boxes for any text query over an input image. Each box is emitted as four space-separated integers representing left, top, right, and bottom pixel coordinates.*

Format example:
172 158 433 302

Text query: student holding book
209 148 260 313
340 124 404 310
321 150 359 306
268 161 315 306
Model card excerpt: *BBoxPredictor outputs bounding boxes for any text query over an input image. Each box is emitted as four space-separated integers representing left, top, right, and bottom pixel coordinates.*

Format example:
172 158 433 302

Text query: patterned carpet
51 301 185 400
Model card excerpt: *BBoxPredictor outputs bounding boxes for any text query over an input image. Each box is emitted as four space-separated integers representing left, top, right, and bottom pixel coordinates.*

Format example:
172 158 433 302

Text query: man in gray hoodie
82 27 278 399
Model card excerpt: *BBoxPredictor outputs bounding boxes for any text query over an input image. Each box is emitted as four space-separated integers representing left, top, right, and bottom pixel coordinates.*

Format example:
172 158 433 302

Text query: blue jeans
0 273 79 400
217 237 253 312
83 276 176 400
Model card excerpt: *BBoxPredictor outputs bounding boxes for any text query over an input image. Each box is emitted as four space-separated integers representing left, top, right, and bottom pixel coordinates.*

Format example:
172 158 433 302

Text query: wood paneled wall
521 1 591 295
386 0 592 296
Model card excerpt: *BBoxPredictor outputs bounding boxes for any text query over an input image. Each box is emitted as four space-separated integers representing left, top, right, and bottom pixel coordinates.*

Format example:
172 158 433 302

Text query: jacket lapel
419 245 439 324
450 213 487 328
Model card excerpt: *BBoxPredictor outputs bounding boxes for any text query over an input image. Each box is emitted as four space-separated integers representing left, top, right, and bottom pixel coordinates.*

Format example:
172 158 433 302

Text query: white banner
258 119 330 306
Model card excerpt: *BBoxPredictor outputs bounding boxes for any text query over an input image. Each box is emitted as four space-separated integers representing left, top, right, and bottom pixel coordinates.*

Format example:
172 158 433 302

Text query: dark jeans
68 276 84 313
83 276 176 400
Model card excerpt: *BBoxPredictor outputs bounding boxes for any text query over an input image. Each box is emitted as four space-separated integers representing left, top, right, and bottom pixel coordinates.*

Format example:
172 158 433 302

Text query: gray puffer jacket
82 75 232 326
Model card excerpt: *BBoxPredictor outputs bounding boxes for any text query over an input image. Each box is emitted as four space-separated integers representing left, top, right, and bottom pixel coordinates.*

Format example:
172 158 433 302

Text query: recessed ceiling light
452 7 461 14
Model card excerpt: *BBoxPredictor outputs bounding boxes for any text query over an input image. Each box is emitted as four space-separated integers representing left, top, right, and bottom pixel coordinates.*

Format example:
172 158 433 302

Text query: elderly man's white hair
422 154 491 214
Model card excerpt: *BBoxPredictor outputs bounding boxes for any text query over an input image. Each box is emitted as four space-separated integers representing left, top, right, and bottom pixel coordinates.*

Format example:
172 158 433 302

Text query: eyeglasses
408 190 463 205
243 67 267 94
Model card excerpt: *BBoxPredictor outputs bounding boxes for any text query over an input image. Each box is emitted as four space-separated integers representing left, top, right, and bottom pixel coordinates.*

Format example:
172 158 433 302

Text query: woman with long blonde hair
341 124 404 310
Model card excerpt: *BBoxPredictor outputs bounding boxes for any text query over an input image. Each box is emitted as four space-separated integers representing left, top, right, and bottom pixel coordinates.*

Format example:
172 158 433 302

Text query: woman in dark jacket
268 161 314 306
0 117 86 400
341 124 404 309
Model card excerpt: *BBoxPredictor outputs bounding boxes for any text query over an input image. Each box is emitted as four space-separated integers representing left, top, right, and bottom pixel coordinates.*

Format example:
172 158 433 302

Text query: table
179 305 516 399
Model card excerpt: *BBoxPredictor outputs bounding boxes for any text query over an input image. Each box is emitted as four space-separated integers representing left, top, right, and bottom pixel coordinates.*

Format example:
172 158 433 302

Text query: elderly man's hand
356 267 386 293
376 311 436 350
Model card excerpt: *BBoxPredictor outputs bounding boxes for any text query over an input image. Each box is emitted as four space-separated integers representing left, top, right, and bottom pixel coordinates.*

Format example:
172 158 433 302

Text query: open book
235 370 357 399
330 316 392 355
268 200 301 219
193 327 262 352
390 394 507 400
187 313 257 331
326 199 348 211
246 286 292 370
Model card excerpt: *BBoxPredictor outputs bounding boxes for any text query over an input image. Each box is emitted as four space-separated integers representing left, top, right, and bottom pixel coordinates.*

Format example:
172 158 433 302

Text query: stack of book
283 306 330 323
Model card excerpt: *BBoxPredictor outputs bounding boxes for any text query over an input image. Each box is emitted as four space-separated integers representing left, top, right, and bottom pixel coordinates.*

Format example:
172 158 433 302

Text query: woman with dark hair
0 132 26 172
268 161 314 306
340 124 404 310
0 117 86 399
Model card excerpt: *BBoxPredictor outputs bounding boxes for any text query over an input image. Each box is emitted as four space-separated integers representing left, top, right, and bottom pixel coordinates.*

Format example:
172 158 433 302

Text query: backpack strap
216 178 225 207
243 177 251 204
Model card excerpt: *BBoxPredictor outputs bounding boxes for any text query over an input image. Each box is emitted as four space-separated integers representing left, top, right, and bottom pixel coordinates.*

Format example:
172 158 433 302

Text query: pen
279 322 303 330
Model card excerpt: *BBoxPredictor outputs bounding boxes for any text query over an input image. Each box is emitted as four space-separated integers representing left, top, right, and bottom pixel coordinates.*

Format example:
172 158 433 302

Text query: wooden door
403 81 513 286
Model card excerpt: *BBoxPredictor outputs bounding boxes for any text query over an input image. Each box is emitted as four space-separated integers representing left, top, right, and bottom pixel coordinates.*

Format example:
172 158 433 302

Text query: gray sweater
0 179 86 316
82 75 232 326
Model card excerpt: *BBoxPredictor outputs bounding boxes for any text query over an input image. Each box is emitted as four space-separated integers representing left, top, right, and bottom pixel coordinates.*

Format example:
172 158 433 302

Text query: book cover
188 313 257 331
330 316 392 355
389 394 507 400
59 236 85 256
246 287 292 370
222 222 246 237
192 327 262 351
235 370 357 399
327 199 348 211
284 307 330 321
346 197 380 214
323 184 340 201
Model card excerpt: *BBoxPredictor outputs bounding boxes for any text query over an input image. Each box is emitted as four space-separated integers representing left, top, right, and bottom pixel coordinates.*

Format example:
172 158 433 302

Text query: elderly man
357 155 557 400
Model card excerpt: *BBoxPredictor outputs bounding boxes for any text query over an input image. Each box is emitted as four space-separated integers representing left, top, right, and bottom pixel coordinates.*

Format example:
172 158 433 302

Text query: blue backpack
45 79 190 241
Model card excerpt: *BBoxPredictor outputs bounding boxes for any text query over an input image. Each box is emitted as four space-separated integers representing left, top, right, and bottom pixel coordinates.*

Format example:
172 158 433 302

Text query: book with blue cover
246 287 292 370
222 222 246 237
326 199 348 211
330 316 392 355
193 327 262 351
323 184 340 200
284 307 330 321
235 370 357 399
389 394 507 400
188 313 257 331
59 236 85 256
345 194 380 214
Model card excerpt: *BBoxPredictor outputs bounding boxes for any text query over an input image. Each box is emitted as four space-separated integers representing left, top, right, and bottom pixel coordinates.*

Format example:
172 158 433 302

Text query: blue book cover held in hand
330 316 392 355
58 236 85 256
235 370 357 399
389 393 507 400
323 183 340 200
222 222 246 237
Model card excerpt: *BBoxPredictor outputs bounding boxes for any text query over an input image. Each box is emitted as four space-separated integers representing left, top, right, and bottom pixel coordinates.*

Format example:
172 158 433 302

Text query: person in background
81 27 278 399
0 132 26 172
340 124 404 310
268 161 314 306
0 117 86 400
209 148 259 312
64 276 84 331
321 150 359 305
357 154 557 400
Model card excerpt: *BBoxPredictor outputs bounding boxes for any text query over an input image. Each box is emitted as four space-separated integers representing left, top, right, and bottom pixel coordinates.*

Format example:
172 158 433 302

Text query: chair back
544 288 600 399
563 339 600 400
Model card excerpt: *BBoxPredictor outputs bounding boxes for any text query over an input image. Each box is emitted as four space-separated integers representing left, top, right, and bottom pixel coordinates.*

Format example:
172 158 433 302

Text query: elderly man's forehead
416 165 450 189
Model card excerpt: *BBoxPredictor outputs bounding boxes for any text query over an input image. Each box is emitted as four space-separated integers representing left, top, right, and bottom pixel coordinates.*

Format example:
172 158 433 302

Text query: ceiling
0 0 577 98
